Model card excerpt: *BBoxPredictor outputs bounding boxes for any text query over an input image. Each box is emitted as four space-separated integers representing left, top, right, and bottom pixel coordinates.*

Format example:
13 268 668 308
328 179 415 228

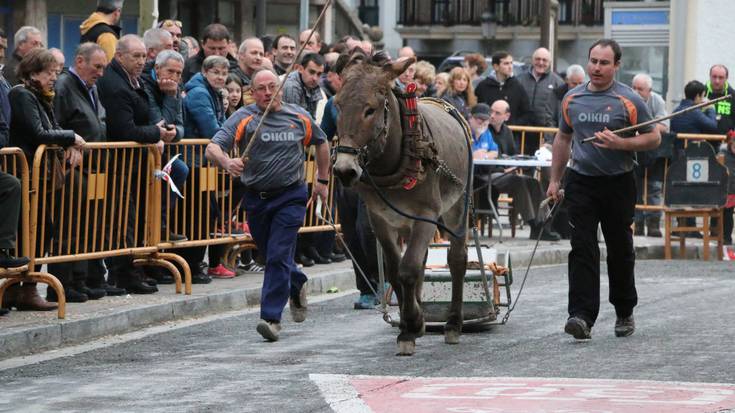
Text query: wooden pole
239 0 333 165
582 94 732 143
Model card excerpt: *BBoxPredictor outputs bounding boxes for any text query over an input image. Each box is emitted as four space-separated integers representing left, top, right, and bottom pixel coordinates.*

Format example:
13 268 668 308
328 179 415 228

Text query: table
473 158 552 168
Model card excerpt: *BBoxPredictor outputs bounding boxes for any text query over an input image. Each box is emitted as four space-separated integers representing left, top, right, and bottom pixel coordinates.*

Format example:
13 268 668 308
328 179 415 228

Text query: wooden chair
664 207 723 260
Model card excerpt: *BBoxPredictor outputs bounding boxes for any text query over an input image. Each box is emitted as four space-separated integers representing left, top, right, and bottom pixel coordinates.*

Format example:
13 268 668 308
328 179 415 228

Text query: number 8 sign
686 159 709 182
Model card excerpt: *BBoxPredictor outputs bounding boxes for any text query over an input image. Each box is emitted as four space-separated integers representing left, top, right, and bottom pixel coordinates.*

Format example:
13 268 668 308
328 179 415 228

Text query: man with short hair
517 48 564 133
548 39 661 340
272 34 296 76
705 64 735 135
53 42 122 301
231 37 265 106
631 73 669 237
2 26 42 85
158 19 187 57
80 0 123 63
475 51 533 129
143 28 173 65
555 64 586 103
299 29 322 53
282 53 325 118
182 23 234 84
398 46 415 59
206 69 331 341
97 34 177 294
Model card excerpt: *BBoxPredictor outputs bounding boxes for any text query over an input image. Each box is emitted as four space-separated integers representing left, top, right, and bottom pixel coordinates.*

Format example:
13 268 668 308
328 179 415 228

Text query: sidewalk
0 227 725 360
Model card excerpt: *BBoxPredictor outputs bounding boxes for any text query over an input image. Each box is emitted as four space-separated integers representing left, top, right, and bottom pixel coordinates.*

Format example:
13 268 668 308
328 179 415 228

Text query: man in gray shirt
548 39 660 341
206 69 330 342
631 73 669 237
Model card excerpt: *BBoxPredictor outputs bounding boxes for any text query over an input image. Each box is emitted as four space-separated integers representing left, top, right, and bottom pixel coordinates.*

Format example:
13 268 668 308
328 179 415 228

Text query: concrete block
126 305 173 327
172 297 209 318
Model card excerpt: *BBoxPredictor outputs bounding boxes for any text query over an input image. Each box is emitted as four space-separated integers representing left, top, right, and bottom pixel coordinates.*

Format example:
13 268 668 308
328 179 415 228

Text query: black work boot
634 220 645 236
0 249 30 269
564 316 591 340
615 315 636 337
73 281 106 300
47 286 88 303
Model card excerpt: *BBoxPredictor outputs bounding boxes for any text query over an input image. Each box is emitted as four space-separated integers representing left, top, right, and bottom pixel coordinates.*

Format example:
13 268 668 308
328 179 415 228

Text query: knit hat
97 0 124 11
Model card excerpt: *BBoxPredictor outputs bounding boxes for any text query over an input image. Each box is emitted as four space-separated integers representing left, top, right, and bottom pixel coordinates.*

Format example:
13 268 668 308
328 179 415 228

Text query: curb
0 242 724 360
0 268 356 360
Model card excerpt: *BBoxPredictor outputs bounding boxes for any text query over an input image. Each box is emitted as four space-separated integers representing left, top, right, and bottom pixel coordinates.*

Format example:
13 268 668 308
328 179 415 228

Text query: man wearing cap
471 102 560 241
80 0 124 63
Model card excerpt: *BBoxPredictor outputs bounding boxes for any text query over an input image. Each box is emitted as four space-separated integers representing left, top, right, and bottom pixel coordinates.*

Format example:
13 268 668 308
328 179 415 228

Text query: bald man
398 46 415 59
517 48 565 145
207 69 331 342
299 30 322 53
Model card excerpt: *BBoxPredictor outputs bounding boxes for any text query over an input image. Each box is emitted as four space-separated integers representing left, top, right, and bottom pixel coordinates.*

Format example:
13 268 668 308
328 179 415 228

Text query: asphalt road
1 260 734 412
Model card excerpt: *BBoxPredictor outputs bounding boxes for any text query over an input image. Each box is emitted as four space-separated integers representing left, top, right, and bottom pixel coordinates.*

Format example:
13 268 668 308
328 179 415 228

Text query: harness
335 83 470 190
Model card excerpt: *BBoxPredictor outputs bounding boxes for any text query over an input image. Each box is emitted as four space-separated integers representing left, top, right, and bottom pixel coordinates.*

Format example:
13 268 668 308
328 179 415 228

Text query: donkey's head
333 55 416 187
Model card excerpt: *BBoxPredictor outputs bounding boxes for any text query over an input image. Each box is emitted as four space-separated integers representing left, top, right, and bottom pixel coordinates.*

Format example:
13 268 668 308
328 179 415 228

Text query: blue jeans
242 183 308 322
161 157 189 230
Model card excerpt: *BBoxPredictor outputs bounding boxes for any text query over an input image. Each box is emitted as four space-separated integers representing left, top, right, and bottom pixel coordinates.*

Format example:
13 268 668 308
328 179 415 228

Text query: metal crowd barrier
0 147 65 318
29 143 190 295
9 138 342 315
162 139 340 269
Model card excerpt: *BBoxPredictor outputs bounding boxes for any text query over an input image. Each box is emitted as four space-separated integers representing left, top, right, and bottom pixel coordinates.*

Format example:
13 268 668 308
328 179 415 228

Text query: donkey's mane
340 50 393 96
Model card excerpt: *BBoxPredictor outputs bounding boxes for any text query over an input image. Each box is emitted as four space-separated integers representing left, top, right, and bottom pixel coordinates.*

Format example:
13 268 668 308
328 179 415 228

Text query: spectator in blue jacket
670 80 718 137
182 55 231 281
184 55 227 141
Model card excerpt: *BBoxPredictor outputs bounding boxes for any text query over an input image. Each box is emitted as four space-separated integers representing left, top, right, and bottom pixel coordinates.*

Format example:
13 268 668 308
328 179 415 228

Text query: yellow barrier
162 139 340 268
0 147 65 318
29 143 190 295
8 138 341 315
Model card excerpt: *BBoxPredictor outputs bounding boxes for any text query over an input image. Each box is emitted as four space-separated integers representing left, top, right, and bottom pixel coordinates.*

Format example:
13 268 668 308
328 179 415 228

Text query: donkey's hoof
445 330 460 344
396 340 416 356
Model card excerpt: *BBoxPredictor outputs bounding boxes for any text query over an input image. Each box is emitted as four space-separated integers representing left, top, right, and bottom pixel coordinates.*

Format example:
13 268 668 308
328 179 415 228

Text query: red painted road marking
310 374 735 413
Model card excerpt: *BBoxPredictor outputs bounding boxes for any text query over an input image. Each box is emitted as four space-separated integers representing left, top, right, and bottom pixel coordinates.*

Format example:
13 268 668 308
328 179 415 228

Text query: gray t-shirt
560 81 654 176
211 102 327 192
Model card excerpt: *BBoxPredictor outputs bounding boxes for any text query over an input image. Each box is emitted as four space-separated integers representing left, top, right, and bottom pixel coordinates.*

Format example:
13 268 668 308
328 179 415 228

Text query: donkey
333 56 471 355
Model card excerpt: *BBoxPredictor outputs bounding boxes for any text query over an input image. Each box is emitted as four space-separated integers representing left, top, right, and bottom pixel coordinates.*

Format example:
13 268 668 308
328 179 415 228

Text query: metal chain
435 160 465 187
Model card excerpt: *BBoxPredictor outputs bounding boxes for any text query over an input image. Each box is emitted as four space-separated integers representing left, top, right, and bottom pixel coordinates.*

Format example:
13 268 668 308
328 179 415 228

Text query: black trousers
0 171 21 251
336 185 379 295
724 206 734 244
565 169 637 326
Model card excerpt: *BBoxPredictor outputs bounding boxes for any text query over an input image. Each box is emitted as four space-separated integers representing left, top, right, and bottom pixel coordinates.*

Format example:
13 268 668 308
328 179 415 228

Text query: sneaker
191 270 212 284
354 294 377 310
289 283 308 323
208 264 235 279
615 315 635 337
256 320 281 342
237 260 264 273
564 316 591 340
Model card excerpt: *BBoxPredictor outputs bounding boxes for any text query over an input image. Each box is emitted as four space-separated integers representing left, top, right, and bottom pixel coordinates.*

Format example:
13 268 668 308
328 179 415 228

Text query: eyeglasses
158 19 182 29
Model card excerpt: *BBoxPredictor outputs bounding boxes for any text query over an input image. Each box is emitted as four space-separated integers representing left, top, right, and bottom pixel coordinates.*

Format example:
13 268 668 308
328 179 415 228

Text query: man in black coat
182 23 236 84
54 42 127 298
475 51 534 129
97 34 176 294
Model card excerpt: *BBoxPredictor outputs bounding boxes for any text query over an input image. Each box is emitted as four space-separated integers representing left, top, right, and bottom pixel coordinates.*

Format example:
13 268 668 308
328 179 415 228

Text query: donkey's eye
365 108 375 117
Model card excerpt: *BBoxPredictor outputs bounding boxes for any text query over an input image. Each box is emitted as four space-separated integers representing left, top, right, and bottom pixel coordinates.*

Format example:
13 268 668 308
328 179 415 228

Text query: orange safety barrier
29 143 190 295
6 138 344 317
0 147 65 318
161 139 340 269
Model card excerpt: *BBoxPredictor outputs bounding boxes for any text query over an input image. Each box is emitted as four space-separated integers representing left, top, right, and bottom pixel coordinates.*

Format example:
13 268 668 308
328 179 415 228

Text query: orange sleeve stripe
562 94 575 128
297 114 313 146
234 115 254 144
618 96 638 126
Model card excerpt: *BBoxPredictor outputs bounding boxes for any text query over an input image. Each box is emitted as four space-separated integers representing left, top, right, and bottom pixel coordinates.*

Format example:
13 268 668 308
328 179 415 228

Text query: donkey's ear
382 57 416 79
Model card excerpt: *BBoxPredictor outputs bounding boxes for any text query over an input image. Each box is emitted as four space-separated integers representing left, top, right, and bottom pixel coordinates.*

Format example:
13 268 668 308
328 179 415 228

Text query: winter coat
516 69 565 127
53 69 106 143
97 58 160 143
183 72 225 139
8 85 75 160
475 74 534 126
79 12 121 62
141 68 184 141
